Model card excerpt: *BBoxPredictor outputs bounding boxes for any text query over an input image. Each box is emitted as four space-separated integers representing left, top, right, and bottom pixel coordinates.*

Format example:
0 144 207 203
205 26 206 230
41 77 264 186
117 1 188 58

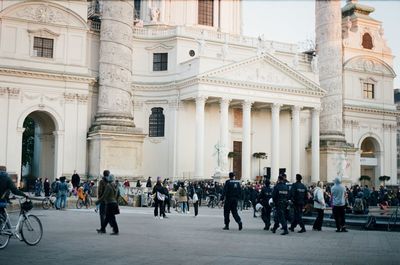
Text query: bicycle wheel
21 215 43 246
0 215 11 249
42 198 51 210
76 199 83 209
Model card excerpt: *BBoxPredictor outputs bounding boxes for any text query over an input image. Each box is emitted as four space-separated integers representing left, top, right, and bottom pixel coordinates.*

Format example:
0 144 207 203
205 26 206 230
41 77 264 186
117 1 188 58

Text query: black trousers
193 201 199 216
313 208 324 230
154 199 165 217
224 199 242 226
290 204 305 230
101 203 119 233
164 198 170 213
99 202 106 230
332 205 346 230
273 205 288 231
261 205 272 228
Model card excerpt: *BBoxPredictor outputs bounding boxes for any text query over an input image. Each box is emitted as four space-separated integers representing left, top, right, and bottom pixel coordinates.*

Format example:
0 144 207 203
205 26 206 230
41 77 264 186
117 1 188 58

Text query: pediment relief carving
200 55 323 94
145 43 174 51
27 28 60 38
344 56 395 77
1 2 87 29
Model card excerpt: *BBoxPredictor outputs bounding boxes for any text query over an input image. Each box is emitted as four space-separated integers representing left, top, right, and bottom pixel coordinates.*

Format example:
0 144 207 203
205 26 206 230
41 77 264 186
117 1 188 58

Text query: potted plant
378 175 390 186
227 152 238 172
359 175 371 186
253 152 267 178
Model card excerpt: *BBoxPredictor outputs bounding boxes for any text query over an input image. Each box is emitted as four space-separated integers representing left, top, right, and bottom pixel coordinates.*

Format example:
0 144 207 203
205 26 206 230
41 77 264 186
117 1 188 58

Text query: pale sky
242 0 400 89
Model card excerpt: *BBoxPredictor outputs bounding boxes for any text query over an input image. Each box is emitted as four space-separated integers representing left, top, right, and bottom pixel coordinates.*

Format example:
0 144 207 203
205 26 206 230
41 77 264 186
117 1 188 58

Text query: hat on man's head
229 172 235 178
103 170 110 177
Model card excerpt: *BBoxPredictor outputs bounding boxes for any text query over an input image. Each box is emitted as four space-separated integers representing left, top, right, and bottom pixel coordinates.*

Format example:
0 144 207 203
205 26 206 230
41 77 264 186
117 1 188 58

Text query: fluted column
242 100 252 181
312 108 320 183
94 0 135 127
271 103 281 181
291 105 301 182
194 96 207 179
220 98 230 175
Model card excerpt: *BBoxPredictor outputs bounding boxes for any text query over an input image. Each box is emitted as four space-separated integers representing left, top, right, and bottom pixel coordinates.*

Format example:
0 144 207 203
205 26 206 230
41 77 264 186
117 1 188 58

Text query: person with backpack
177 182 188 214
221 172 243 231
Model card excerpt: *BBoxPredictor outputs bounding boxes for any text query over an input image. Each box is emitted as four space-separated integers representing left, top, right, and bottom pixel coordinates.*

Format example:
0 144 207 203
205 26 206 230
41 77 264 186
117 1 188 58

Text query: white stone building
0 0 397 187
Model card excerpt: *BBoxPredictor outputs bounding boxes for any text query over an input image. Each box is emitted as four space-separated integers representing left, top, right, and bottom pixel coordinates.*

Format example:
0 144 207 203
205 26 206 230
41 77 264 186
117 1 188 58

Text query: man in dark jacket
271 175 289 235
71 170 80 190
0 166 28 216
258 178 273 230
97 170 109 232
289 174 308 233
221 172 243 231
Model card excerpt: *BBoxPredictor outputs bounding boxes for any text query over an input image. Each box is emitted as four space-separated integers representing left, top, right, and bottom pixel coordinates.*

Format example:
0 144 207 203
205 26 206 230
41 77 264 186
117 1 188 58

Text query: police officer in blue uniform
289 174 308 233
222 172 243 231
257 178 273 230
271 175 289 235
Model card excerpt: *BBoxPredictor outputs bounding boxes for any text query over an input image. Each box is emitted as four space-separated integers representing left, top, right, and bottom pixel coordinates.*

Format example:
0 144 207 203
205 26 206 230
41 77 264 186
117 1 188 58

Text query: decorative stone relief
64 93 76 102
8 88 20 98
77 94 89 103
15 5 68 24
345 57 393 76
150 7 160 23
0 87 7 96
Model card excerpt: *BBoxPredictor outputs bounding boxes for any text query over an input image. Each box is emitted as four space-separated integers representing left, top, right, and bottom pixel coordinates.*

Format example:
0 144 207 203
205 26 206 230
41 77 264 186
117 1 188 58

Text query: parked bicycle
0 198 43 249
387 203 399 231
42 193 57 210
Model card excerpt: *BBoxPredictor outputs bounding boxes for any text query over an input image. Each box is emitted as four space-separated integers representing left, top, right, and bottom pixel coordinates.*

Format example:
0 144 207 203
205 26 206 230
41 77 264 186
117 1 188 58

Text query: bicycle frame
1 207 26 240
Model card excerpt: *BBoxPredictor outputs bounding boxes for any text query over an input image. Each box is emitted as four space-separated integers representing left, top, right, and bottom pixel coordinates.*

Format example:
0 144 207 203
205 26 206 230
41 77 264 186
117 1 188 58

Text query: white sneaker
160 216 163 220
187 211 190 214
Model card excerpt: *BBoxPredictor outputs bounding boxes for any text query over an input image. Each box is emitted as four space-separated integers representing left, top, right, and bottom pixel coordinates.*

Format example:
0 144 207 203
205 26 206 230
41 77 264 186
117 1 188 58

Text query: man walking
289 174 308 233
97 170 108 232
222 172 243 231
271 175 289 235
258 178 273 230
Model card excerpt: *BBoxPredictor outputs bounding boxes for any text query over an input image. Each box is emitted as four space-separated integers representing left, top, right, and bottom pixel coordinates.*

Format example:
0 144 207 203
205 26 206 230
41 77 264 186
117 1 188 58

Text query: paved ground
1 206 399 265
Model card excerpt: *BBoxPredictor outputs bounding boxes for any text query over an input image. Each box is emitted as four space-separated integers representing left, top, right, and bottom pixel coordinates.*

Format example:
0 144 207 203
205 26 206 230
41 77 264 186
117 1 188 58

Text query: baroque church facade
0 0 397 187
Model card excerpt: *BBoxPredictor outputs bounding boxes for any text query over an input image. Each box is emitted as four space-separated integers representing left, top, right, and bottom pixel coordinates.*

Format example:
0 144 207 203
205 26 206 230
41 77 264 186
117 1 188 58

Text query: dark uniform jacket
258 185 273 207
290 182 308 206
222 179 242 201
0 171 26 200
272 182 289 207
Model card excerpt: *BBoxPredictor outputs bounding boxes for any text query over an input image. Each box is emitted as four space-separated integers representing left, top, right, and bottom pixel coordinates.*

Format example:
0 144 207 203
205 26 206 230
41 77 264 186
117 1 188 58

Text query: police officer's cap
229 172 235 178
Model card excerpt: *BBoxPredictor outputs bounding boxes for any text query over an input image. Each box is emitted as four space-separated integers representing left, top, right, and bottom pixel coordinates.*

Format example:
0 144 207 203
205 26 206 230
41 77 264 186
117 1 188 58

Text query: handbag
193 193 198 203
107 202 120 215
157 191 166 201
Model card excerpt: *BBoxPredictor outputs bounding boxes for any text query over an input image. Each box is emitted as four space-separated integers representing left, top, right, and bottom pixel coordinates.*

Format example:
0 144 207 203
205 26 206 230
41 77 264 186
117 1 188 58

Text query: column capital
242 100 253 109
312 107 321 115
219 97 231 106
195 96 208 104
291 105 302 113
271 103 282 113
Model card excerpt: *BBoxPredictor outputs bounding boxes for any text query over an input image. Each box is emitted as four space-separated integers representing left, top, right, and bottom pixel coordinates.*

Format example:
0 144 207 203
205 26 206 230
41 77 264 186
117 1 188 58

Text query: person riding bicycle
77 185 90 206
0 166 28 215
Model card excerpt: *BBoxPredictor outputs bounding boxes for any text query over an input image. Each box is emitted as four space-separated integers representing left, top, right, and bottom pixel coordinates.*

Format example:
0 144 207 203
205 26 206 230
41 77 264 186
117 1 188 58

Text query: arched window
149 107 165 137
362 33 373 49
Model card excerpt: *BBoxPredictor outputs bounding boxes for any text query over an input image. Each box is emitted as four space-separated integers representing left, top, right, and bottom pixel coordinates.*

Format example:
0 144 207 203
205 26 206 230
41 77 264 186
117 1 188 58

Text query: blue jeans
180 202 187 213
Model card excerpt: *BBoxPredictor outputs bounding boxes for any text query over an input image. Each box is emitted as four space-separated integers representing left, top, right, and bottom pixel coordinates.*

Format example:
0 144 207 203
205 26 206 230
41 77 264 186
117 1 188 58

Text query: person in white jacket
312 181 326 231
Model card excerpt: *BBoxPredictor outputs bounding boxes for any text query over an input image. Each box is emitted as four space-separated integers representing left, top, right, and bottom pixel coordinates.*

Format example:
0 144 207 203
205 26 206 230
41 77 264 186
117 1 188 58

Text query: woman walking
312 181 326 231
96 173 119 235
177 182 188 214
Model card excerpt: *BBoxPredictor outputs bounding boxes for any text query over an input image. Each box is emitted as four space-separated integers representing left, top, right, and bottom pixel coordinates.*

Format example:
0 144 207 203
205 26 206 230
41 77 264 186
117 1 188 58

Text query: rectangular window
198 0 214 26
33 37 54 58
153 53 168 71
363 83 375 99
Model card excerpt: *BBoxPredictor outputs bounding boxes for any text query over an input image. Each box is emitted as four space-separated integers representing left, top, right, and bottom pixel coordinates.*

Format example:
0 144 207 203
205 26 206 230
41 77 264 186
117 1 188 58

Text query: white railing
133 25 298 53
88 0 102 18
89 20 101 32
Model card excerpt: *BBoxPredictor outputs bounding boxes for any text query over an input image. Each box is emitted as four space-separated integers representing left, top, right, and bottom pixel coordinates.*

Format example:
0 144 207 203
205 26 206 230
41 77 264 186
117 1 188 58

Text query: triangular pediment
199 53 324 94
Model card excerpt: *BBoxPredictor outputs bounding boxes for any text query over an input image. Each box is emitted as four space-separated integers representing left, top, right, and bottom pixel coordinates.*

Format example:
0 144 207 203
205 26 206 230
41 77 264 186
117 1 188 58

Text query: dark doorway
233 141 242 180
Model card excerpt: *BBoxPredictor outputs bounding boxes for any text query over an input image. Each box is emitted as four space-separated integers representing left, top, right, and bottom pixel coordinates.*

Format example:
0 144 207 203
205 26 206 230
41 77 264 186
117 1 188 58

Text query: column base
88 125 145 179
319 139 357 185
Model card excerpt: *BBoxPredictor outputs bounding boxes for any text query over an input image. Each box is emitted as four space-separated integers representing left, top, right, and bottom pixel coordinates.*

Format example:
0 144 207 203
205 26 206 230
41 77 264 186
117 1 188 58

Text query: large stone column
88 0 145 178
219 98 230 177
242 100 252 181
291 105 301 182
315 0 344 141
271 103 281 181
311 108 320 183
194 96 206 179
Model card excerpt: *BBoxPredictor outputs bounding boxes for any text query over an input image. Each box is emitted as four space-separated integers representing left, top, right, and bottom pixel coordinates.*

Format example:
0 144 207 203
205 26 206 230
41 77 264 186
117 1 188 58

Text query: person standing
43 178 50 197
257 178 273 230
222 172 243 231
96 173 119 235
331 177 348 232
146 177 152 188
189 183 199 217
57 176 68 210
289 174 308 233
97 171 108 232
312 181 326 231
271 175 289 235
71 170 81 194
177 182 188 214
152 178 166 219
